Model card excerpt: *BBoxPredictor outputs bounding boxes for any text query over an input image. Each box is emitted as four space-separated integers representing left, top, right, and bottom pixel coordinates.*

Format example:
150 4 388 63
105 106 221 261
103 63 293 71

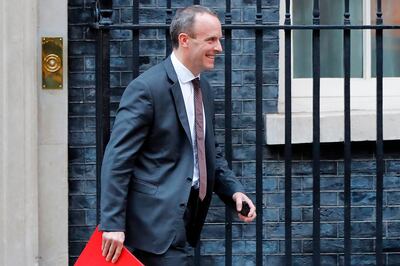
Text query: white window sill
265 110 400 145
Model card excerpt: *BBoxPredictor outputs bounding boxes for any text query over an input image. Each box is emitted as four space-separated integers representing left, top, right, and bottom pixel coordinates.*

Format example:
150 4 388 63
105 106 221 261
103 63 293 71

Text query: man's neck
173 49 199 76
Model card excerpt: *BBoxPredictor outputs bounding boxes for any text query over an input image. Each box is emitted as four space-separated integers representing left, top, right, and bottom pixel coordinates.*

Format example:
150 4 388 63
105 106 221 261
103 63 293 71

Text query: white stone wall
0 0 68 265
38 0 68 264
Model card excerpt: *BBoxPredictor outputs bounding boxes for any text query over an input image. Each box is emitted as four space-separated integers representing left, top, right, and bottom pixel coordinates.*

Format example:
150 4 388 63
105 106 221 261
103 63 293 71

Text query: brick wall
68 0 400 265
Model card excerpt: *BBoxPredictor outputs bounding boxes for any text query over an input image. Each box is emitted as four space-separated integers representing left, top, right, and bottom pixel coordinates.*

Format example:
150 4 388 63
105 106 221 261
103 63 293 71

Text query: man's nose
215 40 223 53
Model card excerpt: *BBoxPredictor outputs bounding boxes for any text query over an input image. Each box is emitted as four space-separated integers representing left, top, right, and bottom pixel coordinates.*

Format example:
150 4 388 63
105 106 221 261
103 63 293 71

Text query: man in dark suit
100 5 256 265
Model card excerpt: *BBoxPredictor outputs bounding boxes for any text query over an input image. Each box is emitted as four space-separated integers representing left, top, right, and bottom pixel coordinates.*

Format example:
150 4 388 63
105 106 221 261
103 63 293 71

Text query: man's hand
102 231 125 263
232 192 257 222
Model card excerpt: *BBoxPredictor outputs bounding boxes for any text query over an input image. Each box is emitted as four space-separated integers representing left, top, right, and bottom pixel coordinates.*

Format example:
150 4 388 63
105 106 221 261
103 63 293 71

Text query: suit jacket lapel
170 83 192 144
164 57 192 144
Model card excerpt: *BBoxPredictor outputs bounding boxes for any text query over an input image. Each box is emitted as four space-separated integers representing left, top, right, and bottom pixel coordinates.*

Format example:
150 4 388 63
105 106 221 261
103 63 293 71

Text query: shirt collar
171 51 200 84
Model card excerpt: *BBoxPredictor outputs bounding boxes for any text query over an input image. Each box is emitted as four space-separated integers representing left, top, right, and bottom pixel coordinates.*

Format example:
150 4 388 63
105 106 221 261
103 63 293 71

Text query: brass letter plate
42 37 63 89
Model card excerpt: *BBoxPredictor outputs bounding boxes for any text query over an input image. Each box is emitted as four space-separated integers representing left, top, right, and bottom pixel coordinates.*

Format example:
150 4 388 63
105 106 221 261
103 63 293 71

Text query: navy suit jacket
100 56 244 254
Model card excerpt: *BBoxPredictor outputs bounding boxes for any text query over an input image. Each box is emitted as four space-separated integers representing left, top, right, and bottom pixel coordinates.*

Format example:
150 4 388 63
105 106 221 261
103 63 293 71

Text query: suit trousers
131 187 200 266
132 245 193 266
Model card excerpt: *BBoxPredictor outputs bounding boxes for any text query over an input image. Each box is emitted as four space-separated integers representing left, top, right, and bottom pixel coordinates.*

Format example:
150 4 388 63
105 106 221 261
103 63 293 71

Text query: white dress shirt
170 52 206 188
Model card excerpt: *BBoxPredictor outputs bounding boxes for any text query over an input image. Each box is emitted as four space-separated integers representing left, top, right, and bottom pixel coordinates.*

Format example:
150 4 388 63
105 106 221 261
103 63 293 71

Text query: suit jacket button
180 203 186 208
186 177 192 183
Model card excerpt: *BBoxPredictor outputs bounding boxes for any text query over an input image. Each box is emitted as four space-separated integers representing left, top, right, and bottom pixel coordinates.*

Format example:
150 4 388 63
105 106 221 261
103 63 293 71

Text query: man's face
185 13 223 75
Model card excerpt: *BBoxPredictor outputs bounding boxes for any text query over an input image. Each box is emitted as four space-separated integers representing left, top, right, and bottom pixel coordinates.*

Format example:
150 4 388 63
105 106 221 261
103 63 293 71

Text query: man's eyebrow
205 36 220 41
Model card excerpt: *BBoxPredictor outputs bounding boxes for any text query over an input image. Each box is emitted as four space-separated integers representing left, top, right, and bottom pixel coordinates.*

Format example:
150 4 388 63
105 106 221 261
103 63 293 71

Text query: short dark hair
169 5 218 49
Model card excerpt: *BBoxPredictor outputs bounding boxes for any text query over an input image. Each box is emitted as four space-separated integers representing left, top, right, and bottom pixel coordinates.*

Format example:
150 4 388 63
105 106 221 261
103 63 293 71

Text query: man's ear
178 33 189 48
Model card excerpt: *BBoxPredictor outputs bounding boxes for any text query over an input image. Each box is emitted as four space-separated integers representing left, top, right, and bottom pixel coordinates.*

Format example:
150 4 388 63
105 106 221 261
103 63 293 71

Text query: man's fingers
102 238 111 257
111 244 123 263
233 192 257 222
249 210 257 219
101 231 125 262
101 236 107 252
238 213 250 222
102 235 124 263
236 198 243 212
106 241 117 262
238 212 257 222
237 195 256 222
248 201 256 217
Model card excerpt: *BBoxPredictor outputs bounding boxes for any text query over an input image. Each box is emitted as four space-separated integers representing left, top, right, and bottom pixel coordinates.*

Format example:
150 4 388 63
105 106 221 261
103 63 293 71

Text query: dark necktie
192 78 207 201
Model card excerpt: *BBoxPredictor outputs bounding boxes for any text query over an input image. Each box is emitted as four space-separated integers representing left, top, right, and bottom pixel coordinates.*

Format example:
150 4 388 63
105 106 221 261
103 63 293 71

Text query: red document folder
75 226 144 266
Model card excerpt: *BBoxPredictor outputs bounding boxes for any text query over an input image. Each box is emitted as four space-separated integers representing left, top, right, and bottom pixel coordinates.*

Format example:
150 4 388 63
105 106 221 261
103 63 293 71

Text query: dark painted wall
68 0 400 265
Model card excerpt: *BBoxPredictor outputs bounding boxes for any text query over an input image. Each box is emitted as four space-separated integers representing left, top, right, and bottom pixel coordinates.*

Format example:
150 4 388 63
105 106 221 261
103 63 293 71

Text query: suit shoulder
131 61 169 87
120 63 166 103
200 76 214 96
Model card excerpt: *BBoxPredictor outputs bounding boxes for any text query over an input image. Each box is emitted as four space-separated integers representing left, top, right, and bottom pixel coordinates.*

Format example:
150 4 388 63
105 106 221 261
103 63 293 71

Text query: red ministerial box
75 226 144 266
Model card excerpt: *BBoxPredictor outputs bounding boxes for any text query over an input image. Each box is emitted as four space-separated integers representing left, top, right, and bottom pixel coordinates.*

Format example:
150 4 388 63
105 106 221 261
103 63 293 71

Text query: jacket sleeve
99 79 153 232
213 141 245 209
206 82 245 208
